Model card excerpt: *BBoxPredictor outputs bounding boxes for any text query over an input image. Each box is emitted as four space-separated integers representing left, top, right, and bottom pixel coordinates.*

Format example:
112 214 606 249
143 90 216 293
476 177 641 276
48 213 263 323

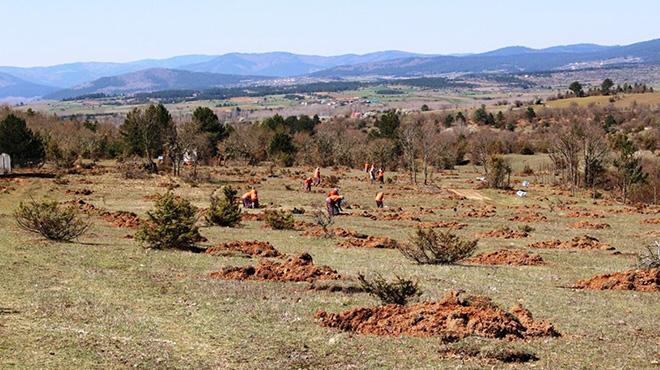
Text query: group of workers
242 165 385 216
364 162 385 184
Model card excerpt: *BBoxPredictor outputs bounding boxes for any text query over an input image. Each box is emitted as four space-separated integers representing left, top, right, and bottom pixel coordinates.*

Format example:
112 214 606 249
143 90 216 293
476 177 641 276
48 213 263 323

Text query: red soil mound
568 221 611 230
477 227 528 239
301 226 367 239
65 188 93 196
642 218 660 225
574 269 659 292
241 212 265 221
460 206 497 218
467 249 545 266
566 211 605 218
419 221 468 230
337 236 399 249
68 199 140 228
528 235 612 250
206 240 282 258
315 290 560 340
359 211 421 222
208 253 340 282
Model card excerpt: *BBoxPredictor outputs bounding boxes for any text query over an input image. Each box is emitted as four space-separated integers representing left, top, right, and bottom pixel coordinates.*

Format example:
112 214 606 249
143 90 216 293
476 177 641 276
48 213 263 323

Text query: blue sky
2 0 659 67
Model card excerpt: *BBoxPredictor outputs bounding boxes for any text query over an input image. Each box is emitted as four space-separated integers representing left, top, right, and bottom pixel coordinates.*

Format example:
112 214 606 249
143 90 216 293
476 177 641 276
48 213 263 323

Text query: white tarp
0 153 10 175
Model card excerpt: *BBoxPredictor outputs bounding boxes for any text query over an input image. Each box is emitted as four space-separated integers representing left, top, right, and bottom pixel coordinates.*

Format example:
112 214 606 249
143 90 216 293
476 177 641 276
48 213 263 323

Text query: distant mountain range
0 39 658 100
44 68 270 100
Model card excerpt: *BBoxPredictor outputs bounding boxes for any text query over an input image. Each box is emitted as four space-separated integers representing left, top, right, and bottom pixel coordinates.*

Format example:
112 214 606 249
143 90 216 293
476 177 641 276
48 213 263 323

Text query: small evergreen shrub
636 241 660 270
485 155 512 189
357 273 421 305
398 228 478 264
136 192 202 250
264 209 295 230
206 186 242 227
14 200 90 242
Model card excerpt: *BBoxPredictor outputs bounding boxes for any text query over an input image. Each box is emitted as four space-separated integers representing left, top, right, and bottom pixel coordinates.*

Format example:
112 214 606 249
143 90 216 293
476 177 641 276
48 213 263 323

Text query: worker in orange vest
377 168 384 184
313 167 321 186
364 161 370 173
303 177 313 192
375 192 384 208
249 188 259 209
240 190 253 208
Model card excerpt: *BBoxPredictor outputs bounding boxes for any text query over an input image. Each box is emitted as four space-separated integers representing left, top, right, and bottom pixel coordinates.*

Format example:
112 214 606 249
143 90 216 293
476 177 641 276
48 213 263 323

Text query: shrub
118 156 150 179
357 273 421 305
14 200 90 241
485 155 512 189
636 241 660 270
136 192 202 250
518 224 534 233
206 186 242 227
398 228 478 264
264 209 295 230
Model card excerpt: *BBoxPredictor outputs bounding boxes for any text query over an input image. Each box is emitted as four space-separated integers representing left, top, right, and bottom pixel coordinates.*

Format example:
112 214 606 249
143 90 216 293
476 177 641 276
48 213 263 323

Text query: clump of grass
398 228 478 264
518 224 534 233
636 241 660 270
136 191 202 250
14 199 90 242
206 186 242 227
264 209 295 230
312 208 334 238
357 273 421 305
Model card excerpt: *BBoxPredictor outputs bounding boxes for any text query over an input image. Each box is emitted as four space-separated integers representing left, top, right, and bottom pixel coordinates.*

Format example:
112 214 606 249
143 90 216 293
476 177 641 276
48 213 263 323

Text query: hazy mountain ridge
45 68 270 100
0 72 59 99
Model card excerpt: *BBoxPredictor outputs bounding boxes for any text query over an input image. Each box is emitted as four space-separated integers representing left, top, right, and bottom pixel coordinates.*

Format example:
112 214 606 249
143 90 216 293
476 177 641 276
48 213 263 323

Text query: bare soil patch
315 290 560 340
477 227 528 239
641 218 660 225
460 206 497 218
568 221 611 230
337 236 399 249
508 210 548 223
574 269 659 292
208 253 340 282
467 249 545 266
241 212 266 222
206 240 282 258
528 235 612 250
65 188 93 196
301 226 367 239
68 199 140 228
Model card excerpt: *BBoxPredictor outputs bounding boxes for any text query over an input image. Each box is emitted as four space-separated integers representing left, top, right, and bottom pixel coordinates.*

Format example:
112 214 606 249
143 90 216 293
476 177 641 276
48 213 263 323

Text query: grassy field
1 156 658 369
544 92 660 109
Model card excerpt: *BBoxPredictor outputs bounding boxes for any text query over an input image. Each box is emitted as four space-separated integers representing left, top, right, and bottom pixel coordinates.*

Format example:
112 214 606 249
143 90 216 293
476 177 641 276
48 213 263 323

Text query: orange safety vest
250 190 258 201
375 192 384 201
241 192 251 200
314 168 321 178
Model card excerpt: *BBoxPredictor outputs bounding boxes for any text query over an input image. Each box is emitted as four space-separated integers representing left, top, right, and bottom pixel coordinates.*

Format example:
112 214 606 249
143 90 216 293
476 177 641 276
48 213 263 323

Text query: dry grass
0 157 658 368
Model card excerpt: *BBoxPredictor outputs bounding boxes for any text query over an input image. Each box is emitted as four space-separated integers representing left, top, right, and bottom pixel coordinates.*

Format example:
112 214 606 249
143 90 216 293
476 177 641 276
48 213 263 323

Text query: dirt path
447 188 491 201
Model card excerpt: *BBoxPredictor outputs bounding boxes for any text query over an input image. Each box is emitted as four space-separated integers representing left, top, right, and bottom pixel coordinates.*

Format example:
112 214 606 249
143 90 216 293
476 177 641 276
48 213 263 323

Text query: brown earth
566 211 605 219
301 226 367 239
337 236 399 249
528 235 612 250
460 206 497 218
418 221 468 230
467 249 545 266
315 290 560 340
641 218 660 225
68 199 140 228
477 227 528 239
241 212 266 222
205 240 282 258
65 188 93 196
574 268 659 292
568 221 611 230
208 253 340 282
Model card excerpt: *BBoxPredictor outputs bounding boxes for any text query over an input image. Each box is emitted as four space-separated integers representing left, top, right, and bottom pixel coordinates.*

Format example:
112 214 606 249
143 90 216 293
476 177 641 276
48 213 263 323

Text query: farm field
1 155 658 369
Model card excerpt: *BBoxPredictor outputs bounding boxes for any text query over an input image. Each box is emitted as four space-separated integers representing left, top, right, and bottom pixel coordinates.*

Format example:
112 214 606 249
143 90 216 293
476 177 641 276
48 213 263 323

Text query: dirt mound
477 227 528 239
65 188 93 196
241 212 265 221
208 253 340 282
574 268 659 292
642 218 660 225
419 221 468 230
529 235 612 250
68 199 140 228
568 221 611 230
566 211 605 219
315 290 560 340
359 210 421 222
460 206 497 218
100 210 141 228
301 226 367 239
467 249 545 266
0 185 15 194
206 240 282 258
337 236 399 249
